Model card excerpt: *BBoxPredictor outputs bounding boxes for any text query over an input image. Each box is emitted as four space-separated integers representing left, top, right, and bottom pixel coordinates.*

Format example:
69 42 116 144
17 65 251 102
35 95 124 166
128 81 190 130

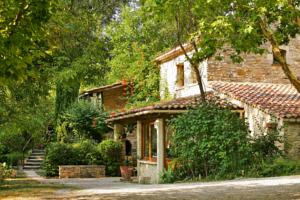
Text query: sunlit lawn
0 178 73 200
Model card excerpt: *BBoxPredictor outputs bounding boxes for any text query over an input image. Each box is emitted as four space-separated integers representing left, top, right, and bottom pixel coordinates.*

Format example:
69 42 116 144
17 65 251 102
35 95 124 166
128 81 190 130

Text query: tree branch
260 16 300 93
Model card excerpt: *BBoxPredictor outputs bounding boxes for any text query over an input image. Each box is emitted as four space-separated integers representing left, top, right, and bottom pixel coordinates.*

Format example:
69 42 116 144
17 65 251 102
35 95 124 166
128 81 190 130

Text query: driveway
37 175 300 200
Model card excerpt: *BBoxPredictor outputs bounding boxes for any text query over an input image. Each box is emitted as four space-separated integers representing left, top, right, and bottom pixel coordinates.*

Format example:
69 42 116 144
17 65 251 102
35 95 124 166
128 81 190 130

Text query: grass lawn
0 178 72 200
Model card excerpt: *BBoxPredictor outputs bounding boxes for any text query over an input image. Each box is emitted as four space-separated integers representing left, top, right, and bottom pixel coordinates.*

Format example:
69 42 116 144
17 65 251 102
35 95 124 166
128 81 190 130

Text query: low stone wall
59 165 105 178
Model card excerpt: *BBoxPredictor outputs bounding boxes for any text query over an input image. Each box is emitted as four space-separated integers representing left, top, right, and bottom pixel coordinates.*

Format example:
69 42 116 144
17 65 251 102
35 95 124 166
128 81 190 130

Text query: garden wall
59 165 105 178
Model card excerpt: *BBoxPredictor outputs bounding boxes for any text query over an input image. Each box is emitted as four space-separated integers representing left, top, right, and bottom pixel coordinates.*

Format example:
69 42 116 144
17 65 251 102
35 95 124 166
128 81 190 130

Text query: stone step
28 155 45 160
25 162 42 166
26 159 43 163
31 152 45 156
23 165 41 170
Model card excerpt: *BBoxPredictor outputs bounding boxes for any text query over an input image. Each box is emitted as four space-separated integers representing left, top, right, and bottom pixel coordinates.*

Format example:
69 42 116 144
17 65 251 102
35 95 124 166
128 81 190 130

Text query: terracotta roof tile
108 92 241 121
210 81 300 118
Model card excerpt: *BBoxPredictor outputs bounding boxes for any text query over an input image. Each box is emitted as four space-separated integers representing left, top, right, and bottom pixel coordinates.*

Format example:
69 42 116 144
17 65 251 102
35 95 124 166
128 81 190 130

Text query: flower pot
120 166 133 180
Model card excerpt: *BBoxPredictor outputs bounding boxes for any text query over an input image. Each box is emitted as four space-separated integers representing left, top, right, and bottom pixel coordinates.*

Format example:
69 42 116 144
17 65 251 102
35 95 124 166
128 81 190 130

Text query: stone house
80 81 137 163
79 81 133 112
108 38 300 183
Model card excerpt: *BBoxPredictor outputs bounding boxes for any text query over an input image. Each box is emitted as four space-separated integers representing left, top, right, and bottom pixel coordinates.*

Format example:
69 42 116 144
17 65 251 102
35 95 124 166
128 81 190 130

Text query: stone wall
208 36 300 83
59 165 105 178
103 87 128 111
284 121 300 160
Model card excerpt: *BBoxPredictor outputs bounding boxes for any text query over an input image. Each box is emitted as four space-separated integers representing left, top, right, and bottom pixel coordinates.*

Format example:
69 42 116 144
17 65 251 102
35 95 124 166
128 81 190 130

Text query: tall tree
152 0 300 92
144 0 206 101
47 0 129 119
0 0 54 84
106 5 177 105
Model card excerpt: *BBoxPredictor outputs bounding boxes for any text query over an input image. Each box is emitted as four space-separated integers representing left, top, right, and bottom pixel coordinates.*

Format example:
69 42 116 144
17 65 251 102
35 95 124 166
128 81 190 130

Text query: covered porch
107 94 239 184
109 111 184 184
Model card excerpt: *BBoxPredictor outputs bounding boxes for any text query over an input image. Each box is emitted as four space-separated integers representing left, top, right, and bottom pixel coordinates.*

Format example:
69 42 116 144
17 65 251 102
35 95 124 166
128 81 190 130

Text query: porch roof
107 92 241 123
210 81 300 119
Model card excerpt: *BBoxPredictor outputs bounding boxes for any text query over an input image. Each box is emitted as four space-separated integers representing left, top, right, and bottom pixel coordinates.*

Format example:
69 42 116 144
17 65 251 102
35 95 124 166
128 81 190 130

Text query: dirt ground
45 176 300 200
51 184 300 200
5 173 299 200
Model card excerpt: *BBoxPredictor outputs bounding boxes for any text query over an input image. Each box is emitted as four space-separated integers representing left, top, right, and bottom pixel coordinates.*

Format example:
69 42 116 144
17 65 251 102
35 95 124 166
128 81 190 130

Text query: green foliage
43 140 103 177
258 158 300 177
48 0 129 119
5 152 23 167
56 101 109 142
0 163 13 183
147 0 300 90
160 167 177 184
169 103 252 179
106 6 177 105
43 142 77 177
0 0 54 83
43 139 122 177
72 140 102 165
98 139 122 176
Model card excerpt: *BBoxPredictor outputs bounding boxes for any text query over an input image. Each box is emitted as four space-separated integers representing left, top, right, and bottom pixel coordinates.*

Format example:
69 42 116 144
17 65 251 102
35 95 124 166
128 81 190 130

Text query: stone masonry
208 36 300 83
284 122 300 160
59 165 105 178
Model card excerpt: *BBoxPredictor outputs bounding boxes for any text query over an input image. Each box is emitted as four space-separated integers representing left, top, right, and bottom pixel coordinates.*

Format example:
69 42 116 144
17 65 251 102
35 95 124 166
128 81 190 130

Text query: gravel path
37 175 300 200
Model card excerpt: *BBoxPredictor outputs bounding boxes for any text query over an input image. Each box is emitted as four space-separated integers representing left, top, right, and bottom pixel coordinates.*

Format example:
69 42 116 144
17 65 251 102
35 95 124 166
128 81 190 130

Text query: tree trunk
272 46 300 93
260 18 300 93
192 63 206 102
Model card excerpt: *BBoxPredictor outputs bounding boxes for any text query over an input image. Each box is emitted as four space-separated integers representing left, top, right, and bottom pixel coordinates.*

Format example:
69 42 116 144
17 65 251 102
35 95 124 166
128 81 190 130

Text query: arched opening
125 140 132 156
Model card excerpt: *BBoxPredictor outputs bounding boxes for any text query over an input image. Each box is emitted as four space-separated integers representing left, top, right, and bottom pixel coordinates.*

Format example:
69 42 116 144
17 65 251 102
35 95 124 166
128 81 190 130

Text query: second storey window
190 67 198 84
176 63 184 88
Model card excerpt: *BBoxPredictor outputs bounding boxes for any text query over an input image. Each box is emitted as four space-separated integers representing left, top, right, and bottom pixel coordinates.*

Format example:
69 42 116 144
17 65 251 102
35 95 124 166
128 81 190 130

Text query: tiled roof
210 81 300 119
108 92 241 122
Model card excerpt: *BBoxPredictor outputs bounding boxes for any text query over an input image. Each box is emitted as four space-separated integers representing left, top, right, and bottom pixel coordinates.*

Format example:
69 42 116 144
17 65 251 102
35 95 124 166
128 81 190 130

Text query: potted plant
120 156 133 181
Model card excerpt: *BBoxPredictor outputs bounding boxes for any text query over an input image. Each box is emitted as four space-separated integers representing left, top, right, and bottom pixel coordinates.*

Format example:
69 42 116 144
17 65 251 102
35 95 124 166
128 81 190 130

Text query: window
142 122 157 161
190 67 198 84
176 63 184 87
273 49 286 64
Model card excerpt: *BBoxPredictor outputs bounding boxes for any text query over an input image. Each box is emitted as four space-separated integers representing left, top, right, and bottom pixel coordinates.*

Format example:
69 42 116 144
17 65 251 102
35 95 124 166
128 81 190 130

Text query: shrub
98 139 122 176
5 152 23 166
72 140 102 165
43 140 103 177
160 167 177 183
56 100 109 143
0 163 13 182
43 142 76 177
169 103 252 180
259 158 300 177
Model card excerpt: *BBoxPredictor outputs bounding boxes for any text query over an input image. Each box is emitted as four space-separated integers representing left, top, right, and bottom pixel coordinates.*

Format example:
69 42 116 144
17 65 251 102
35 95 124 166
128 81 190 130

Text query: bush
0 163 13 182
160 167 177 183
43 140 104 177
5 152 23 166
98 139 122 176
72 140 102 165
43 142 77 177
56 101 109 143
169 103 252 180
259 158 300 177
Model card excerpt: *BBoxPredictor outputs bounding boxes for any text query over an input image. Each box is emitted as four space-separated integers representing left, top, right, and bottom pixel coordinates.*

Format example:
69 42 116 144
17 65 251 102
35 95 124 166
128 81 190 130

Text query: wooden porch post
113 123 123 141
136 121 142 160
155 118 165 183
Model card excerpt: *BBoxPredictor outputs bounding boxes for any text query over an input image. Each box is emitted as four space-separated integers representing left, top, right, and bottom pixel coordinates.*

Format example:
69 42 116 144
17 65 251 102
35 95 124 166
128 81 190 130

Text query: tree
106 5 177 105
144 0 206 101
46 0 128 120
151 0 300 92
169 103 251 179
0 0 54 84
